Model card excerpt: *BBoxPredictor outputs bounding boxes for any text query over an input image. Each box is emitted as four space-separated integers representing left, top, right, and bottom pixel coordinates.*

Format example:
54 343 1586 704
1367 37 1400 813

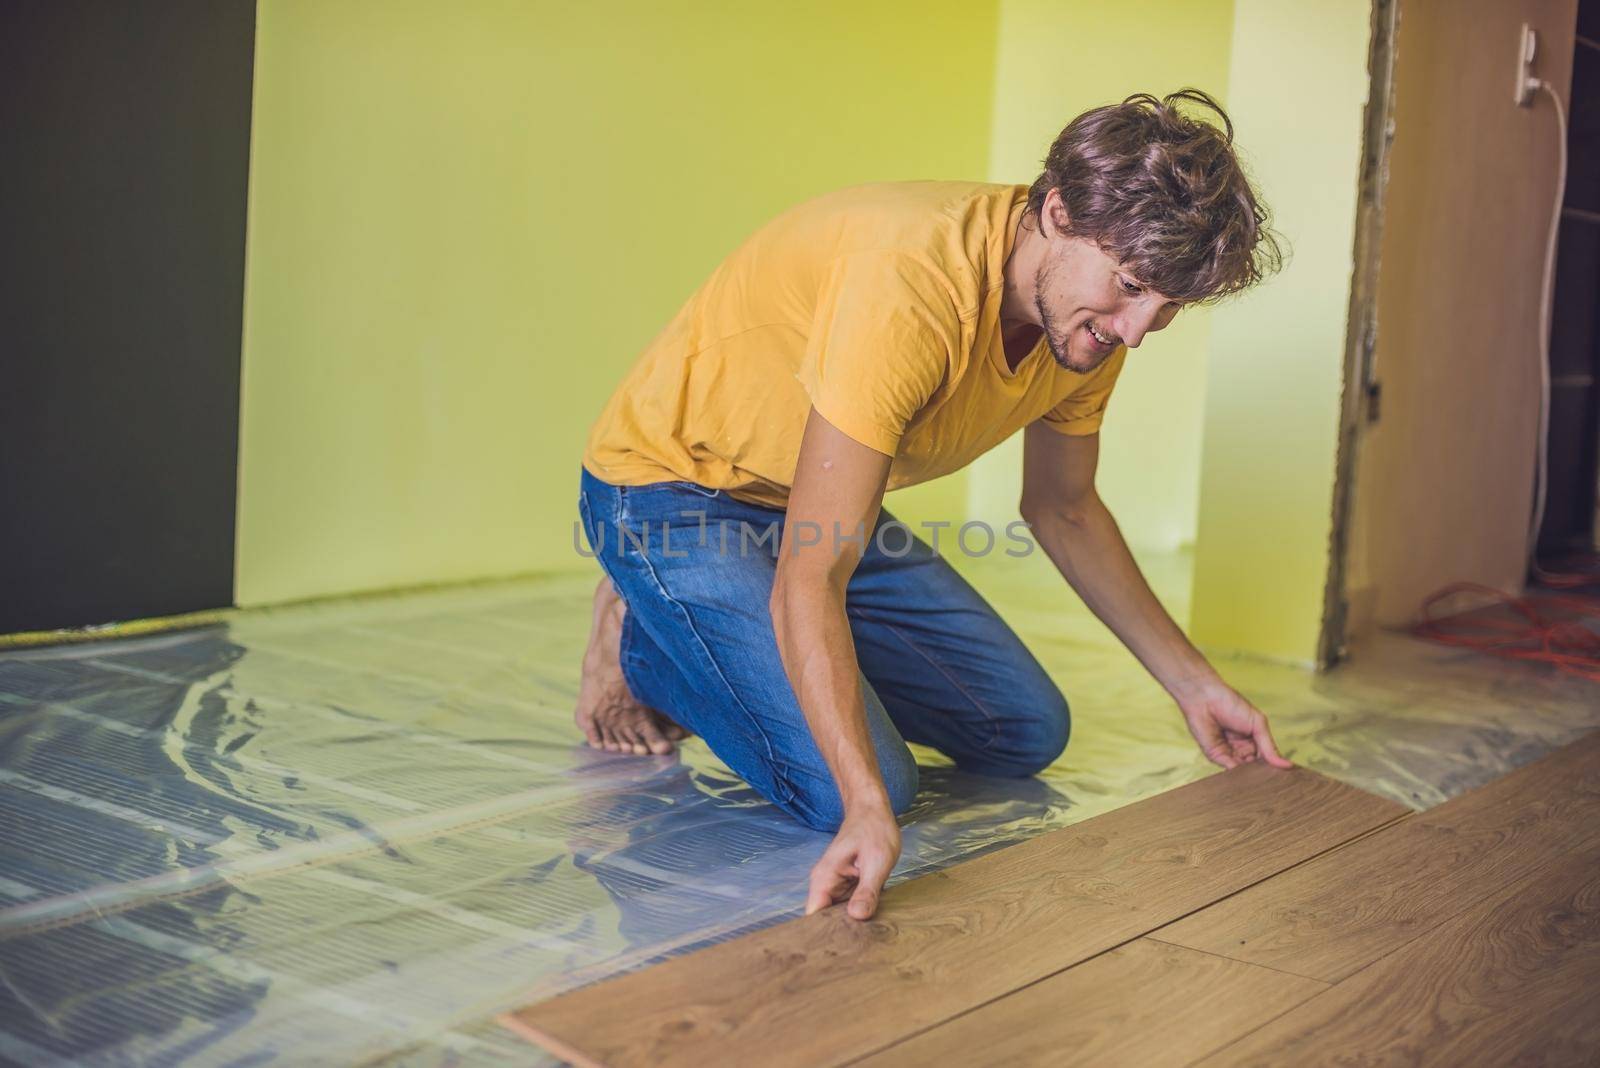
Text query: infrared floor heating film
0 554 1597 1065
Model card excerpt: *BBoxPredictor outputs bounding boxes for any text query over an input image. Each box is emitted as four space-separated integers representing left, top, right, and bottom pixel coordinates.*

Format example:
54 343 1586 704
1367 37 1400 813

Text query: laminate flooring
501 764 1406 1066
502 732 1600 1065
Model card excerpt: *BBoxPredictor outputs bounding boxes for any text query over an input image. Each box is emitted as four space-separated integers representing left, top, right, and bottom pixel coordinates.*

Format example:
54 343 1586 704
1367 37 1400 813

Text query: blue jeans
577 467 1070 832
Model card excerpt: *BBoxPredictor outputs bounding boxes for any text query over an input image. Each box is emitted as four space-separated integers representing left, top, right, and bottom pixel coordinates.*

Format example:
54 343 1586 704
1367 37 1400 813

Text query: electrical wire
1527 80 1581 587
1415 583 1600 682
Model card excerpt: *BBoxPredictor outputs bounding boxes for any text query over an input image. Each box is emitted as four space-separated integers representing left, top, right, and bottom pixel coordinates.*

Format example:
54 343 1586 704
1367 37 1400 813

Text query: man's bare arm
1020 422 1290 768
772 407 901 918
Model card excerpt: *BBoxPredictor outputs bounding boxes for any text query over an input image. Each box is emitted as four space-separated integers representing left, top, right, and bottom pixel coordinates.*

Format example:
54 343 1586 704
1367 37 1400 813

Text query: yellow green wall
239 0 1378 667
236 0 997 605
969 0 1237 558
1188 0 1372 664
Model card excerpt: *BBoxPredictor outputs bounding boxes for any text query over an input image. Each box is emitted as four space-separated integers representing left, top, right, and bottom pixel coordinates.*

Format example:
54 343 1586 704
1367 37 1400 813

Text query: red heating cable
1413 573 1600 683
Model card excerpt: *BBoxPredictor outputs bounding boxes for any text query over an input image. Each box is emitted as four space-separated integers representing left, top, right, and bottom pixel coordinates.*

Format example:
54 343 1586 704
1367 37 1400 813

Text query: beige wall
1343 0 1577 630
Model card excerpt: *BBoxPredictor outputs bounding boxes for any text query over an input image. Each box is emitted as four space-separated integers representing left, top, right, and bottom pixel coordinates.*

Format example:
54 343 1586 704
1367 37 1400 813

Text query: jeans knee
1017 689 1072 775
881 747 921 817
787 746 919 833
982 689 1071 778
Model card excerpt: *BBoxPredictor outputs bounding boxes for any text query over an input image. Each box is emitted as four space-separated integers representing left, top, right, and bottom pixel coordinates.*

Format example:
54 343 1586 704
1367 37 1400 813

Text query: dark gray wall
1543 3 1600 555
1 1 256 633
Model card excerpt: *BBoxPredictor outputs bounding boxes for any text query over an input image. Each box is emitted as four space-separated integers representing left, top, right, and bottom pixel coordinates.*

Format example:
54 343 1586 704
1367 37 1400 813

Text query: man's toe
639 723 675 755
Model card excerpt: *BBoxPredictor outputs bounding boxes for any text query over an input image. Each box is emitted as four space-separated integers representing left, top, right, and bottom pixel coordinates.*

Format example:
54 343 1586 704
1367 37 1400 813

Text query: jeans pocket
620 482 722 524
678 481 722 499
629 480 721 499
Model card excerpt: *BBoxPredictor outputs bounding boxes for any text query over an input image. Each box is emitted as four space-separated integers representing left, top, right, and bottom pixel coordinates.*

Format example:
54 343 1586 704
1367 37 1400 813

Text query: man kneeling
574 89 1290 920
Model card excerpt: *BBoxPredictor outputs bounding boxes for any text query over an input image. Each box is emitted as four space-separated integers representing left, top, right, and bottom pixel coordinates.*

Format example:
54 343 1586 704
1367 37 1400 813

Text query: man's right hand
778 407 903 922
804 802 901 920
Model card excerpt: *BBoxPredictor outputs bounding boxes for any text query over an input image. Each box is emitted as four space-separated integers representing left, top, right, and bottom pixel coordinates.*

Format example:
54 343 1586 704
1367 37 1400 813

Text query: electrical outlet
1515 23 1538 106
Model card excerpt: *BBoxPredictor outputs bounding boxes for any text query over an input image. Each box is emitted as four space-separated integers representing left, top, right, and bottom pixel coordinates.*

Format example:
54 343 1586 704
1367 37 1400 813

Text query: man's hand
805 803 901 920
1176 680 1293 770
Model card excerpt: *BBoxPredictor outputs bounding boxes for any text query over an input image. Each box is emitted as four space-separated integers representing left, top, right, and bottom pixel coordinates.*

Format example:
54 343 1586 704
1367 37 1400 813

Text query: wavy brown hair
1026 88 1283 304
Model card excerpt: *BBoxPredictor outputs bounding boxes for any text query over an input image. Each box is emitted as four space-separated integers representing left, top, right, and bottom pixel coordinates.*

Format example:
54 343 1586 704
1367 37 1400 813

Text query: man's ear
1043 188 1071 240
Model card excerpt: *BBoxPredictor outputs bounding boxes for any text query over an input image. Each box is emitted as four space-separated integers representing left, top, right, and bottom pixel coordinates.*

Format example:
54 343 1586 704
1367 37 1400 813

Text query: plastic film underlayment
1 552 1597 1066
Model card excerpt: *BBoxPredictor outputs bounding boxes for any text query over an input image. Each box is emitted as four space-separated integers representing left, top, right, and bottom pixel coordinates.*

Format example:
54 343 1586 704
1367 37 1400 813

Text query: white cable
1528 79 1569 584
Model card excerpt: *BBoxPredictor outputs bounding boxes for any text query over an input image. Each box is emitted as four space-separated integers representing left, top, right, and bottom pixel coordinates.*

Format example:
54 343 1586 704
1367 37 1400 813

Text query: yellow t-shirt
583 180 1127 509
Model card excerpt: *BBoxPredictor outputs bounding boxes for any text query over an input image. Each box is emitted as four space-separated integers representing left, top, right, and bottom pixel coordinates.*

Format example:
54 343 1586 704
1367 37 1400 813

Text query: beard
1035 256 1114 374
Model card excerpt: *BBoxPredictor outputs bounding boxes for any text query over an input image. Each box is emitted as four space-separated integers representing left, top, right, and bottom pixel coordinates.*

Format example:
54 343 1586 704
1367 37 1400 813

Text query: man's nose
1115 303 1163 349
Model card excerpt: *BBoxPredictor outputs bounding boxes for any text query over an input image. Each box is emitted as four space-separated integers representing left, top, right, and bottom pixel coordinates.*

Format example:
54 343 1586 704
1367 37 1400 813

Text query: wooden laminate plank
855 937 1328 1068
1156 730 1600 982
1195 832 1600 1066
499 765 1405 1068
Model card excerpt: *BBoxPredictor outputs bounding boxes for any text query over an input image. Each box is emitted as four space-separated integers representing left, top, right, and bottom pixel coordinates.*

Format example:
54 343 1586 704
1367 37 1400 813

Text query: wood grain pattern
500 765 1404 1068
1156 730 1600 981
855 937 1328 1068
1196 832 1600 1066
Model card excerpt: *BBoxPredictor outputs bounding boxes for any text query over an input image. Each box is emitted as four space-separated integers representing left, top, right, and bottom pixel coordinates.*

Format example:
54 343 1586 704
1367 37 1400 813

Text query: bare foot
576 578 691 756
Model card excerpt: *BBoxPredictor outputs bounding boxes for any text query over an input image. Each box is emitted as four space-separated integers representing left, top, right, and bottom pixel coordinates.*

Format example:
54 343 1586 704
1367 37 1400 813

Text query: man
574 89 1290 921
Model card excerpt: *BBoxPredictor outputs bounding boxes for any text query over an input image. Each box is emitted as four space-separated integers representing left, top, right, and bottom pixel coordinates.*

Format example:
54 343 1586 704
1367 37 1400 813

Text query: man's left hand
1176 682 1293 770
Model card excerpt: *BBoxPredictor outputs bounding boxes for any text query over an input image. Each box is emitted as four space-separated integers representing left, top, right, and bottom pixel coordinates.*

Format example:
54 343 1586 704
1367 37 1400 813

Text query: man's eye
1120 278 1142 294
